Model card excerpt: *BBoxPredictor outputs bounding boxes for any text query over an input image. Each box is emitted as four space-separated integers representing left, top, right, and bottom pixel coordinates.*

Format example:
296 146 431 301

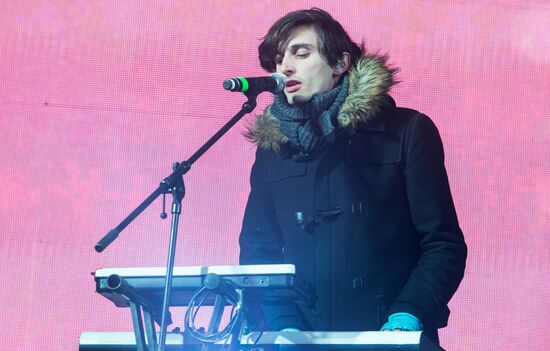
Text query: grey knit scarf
270 75 350 154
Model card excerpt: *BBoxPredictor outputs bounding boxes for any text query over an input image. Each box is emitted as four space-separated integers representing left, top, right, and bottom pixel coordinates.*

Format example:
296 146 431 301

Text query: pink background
0 1 549 350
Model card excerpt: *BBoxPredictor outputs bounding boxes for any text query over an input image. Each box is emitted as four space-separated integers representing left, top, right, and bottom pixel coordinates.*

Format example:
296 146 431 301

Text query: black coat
239 56 467 342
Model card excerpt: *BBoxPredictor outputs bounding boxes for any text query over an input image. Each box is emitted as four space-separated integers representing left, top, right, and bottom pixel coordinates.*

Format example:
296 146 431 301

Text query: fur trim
245 54 397 151
338 54 397 128
245 110 286 152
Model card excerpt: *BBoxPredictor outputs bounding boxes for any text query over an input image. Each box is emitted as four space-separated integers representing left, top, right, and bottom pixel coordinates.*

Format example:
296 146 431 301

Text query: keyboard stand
93 264 297 351
102 274 247 351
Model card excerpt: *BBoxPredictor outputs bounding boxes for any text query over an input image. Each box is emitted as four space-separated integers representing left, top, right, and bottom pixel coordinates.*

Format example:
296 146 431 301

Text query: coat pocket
344 132 402 165
263 156 307 183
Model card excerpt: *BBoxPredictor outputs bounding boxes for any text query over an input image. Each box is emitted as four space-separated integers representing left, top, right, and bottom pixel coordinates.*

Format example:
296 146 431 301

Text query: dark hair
259 8 365 72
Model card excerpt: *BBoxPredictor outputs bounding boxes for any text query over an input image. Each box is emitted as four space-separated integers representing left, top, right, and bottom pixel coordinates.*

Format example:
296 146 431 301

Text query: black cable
184 284 244 344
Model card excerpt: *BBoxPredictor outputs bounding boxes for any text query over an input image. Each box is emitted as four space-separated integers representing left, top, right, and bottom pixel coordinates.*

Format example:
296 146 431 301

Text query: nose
280 55 295 77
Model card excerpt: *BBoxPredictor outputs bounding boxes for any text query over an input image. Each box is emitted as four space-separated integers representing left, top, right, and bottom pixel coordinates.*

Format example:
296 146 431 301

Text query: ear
332 52 351 77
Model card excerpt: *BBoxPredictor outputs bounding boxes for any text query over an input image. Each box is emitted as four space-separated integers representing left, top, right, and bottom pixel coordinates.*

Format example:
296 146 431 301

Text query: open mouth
285 80 302 93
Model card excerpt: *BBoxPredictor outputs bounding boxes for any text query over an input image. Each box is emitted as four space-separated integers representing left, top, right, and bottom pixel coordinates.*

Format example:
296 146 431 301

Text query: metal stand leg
144 311 158 351
200 295 226 351
209 295 226 334
130 301 146 351
229 309 245 351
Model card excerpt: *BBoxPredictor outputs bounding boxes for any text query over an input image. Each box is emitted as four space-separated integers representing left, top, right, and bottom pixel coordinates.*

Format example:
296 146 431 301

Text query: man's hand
381 312 421 331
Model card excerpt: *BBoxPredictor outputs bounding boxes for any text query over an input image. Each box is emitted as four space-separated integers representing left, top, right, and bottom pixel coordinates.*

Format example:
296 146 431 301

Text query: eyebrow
287 43 314 52
275 43 314 61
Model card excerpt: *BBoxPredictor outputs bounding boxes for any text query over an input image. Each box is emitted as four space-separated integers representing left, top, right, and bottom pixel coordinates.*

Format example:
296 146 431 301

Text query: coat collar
245 54 398 152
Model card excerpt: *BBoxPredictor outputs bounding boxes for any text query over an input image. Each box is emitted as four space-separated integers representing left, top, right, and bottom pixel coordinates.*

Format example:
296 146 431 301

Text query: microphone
223 73 285 94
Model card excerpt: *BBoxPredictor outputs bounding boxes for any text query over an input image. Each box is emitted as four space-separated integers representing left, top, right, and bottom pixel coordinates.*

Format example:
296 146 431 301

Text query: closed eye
294 48 310 58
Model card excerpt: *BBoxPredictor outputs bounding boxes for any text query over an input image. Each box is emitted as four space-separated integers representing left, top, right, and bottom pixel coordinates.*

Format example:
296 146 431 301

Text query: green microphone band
238 77 249 92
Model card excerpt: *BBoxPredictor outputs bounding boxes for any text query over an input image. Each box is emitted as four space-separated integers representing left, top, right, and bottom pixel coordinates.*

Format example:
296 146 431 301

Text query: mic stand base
157 172 184 351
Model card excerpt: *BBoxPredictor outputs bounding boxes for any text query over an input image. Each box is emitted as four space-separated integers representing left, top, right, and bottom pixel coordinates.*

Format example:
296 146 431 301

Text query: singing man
239 8 467 345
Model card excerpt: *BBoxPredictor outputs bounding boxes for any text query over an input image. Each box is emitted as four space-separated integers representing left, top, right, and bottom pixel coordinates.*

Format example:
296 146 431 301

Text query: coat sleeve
389 113 467 329
239 148 284 265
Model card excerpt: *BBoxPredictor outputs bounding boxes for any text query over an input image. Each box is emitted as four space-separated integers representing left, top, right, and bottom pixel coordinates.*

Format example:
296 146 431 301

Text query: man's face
275 26 340 105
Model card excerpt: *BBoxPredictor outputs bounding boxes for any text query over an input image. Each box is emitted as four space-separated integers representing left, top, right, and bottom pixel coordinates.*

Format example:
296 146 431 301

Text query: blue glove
381 312 422 331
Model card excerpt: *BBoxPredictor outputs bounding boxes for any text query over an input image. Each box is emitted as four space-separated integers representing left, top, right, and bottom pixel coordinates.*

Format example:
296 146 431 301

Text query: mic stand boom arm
95 92 260 351
94 92 258 252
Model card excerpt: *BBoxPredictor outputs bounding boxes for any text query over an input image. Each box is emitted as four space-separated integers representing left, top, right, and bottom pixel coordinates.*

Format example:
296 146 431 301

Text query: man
239 8 467 345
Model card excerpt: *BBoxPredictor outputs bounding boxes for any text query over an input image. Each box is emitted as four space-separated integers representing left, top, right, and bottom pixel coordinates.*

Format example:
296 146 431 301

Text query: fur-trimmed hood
246 54 398 151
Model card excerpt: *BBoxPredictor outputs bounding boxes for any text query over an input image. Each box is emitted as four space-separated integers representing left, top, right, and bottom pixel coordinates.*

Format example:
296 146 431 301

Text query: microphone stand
95 91 261 351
